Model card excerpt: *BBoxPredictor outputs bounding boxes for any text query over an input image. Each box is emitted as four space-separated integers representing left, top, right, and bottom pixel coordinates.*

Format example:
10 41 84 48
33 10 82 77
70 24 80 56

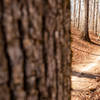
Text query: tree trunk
82 0 90 41
93 0 96 32
0 0 71 100
94 1 99 35
88 0 93 31
78 0 81 29
74 0 76 27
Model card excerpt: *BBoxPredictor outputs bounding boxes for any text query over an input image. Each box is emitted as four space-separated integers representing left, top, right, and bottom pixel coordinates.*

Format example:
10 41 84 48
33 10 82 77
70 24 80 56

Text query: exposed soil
71 27 100 100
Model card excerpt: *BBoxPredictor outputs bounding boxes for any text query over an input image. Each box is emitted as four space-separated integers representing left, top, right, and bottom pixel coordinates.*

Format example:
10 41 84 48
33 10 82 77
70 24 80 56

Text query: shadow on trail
72 46 100 56
90 41 100 46
82 37 100 46
72 71 100 79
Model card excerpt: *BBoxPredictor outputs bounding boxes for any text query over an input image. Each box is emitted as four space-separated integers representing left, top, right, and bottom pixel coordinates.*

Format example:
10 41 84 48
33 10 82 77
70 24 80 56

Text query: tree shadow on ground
72 71 100 79
90 40 100 46
82 37 100 46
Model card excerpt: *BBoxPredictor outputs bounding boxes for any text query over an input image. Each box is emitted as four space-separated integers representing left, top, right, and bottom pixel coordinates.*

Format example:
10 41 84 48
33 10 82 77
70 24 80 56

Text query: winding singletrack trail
71 27 100 100
71 48 100 100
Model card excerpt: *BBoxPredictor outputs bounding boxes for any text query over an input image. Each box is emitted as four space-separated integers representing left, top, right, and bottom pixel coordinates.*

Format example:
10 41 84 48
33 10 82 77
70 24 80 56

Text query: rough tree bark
0 0 71 100
82 0 90 41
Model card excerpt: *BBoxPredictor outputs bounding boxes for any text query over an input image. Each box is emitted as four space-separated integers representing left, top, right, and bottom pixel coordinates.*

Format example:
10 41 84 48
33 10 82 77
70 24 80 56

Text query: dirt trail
71 27 100 99
71 49 100 99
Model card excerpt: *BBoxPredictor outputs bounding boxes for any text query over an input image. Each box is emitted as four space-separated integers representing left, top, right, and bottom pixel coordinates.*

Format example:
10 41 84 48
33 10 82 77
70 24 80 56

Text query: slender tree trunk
88 0 93 31
93 0 96 32
82 0 90 41
78 0 81 29
0 0 71 100
74 0 76 27
95 1 99 35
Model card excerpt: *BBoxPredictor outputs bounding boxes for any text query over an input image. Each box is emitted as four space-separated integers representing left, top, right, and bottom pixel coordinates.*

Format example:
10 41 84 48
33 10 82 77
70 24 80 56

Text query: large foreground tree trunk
0 0 71 100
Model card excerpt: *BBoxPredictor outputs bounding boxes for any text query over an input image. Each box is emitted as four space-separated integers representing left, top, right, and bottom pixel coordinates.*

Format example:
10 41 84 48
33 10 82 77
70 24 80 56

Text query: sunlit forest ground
71 26 100 100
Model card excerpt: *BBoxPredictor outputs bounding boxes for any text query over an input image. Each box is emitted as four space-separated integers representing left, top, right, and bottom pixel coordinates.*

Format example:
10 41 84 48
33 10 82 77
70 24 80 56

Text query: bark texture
0 0 71 100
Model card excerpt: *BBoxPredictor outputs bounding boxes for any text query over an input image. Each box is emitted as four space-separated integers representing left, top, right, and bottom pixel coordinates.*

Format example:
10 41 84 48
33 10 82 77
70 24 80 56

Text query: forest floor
71 27 100 100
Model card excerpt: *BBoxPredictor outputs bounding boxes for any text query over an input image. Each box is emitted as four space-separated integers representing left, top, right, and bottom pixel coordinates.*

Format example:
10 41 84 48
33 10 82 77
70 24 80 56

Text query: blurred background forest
71 0 100 34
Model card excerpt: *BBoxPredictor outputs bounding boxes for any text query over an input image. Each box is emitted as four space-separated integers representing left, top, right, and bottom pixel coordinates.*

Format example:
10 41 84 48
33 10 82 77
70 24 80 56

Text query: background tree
78 0 81 29
74 0 76 27
94 0 99 35
0 0 71 100
93 0 96 32
82 0 90 41
88 0 93 31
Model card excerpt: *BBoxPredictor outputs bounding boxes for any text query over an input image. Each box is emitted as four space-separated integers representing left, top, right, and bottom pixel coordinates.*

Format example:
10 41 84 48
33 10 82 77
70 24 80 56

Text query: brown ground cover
71 27 100 100
71 27 100 65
